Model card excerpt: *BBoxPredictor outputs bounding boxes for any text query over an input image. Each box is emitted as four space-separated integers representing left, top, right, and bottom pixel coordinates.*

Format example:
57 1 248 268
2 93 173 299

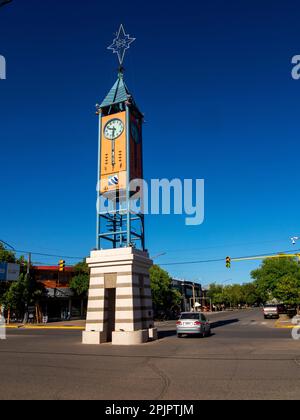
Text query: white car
176 312 211 338
263 305 279 319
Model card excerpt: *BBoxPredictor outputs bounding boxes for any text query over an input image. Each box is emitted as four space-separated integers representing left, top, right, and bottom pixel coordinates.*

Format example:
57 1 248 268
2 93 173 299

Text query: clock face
104 118 124 140
131 123 140 144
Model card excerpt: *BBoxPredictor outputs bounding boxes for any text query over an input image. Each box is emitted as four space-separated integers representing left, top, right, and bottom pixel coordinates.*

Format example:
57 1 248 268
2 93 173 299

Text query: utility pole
181 282 188 312
27 253 31 276
23 252 31 324
192 283 196 312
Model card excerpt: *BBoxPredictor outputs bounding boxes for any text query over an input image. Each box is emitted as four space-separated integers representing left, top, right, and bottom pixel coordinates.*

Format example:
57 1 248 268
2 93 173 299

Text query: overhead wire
3 242 300 268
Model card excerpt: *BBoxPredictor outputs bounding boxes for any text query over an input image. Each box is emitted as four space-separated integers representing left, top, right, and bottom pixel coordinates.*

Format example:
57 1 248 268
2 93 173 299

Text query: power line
0 239 15 250
13 249 86 260
160 248 300 267
0 239 85 260
1 232 293 259
161 258 224 267
152 238 290 256
3 240 300 268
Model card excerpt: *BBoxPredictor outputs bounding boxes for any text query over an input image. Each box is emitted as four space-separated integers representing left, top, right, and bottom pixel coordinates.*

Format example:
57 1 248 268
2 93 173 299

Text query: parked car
176 312 211 338
277 304 286 315
263 304 279 319
287 307 297 318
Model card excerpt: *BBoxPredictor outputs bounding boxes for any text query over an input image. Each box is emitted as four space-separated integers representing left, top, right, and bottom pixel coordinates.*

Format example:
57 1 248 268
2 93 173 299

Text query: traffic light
226 257 231 269
59 260 65 272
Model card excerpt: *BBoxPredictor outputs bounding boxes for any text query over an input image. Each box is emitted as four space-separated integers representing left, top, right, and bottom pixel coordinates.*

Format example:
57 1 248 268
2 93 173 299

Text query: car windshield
264 305 277 308
180 313 200 320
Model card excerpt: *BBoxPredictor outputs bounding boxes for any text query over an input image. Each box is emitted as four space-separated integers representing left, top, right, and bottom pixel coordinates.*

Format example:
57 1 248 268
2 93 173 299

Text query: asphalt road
0 309 299 400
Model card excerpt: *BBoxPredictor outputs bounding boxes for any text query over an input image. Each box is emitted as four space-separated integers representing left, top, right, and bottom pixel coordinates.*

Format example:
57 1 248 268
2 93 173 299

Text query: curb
275 320 296 329
6 325 85 331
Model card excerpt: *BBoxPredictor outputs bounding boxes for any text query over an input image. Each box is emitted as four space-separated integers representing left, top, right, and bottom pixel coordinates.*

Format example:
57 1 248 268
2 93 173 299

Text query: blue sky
0 0 300 286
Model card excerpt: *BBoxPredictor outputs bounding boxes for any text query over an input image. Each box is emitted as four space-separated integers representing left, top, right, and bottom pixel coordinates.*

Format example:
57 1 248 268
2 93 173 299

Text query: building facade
31 266 87 321
29 268 209 321
171 279 210 312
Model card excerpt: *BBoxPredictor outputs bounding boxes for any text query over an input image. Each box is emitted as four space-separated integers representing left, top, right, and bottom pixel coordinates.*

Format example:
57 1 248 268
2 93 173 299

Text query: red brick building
31 266 87 321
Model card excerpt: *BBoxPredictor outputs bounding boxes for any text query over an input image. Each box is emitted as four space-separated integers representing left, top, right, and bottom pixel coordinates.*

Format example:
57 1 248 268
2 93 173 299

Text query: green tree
225 284 247 307
207 283 261 308
149 265 181 318
1 273 45 315
273 275 300 309
0 244 19 302
251 257 300 303
207 283 224 305
70 260 90 297
241 283 262 306
1 276 25 312
0 243 16 263
0 243 32 273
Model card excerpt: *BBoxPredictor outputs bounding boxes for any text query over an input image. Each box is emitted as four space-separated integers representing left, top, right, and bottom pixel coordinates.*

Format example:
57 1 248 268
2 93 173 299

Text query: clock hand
111 127 116 167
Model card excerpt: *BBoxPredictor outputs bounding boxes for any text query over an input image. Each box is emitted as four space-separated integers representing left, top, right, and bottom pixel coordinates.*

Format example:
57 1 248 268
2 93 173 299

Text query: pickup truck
263 304 279 319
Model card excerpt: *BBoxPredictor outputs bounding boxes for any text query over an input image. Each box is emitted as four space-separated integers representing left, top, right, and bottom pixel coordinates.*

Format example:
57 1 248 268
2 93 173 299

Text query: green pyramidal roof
100 73 131 108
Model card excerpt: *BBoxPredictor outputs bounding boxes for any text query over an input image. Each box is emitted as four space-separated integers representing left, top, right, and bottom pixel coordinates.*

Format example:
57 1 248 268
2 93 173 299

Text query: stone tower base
82 247 157 345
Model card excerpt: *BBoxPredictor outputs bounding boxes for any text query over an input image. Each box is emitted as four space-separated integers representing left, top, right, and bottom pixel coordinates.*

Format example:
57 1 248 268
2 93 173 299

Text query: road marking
6 325 85 330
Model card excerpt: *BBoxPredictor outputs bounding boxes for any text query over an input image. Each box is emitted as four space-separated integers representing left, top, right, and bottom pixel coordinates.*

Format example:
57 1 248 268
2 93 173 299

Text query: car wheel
177 334 182 338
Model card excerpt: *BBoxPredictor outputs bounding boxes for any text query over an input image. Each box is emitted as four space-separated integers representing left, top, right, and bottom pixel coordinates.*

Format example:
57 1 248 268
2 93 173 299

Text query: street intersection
0 309 299 400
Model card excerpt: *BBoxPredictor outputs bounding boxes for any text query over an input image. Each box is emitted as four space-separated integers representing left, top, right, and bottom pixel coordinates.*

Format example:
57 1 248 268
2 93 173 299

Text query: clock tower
96 67 145 251
82 25 157 346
